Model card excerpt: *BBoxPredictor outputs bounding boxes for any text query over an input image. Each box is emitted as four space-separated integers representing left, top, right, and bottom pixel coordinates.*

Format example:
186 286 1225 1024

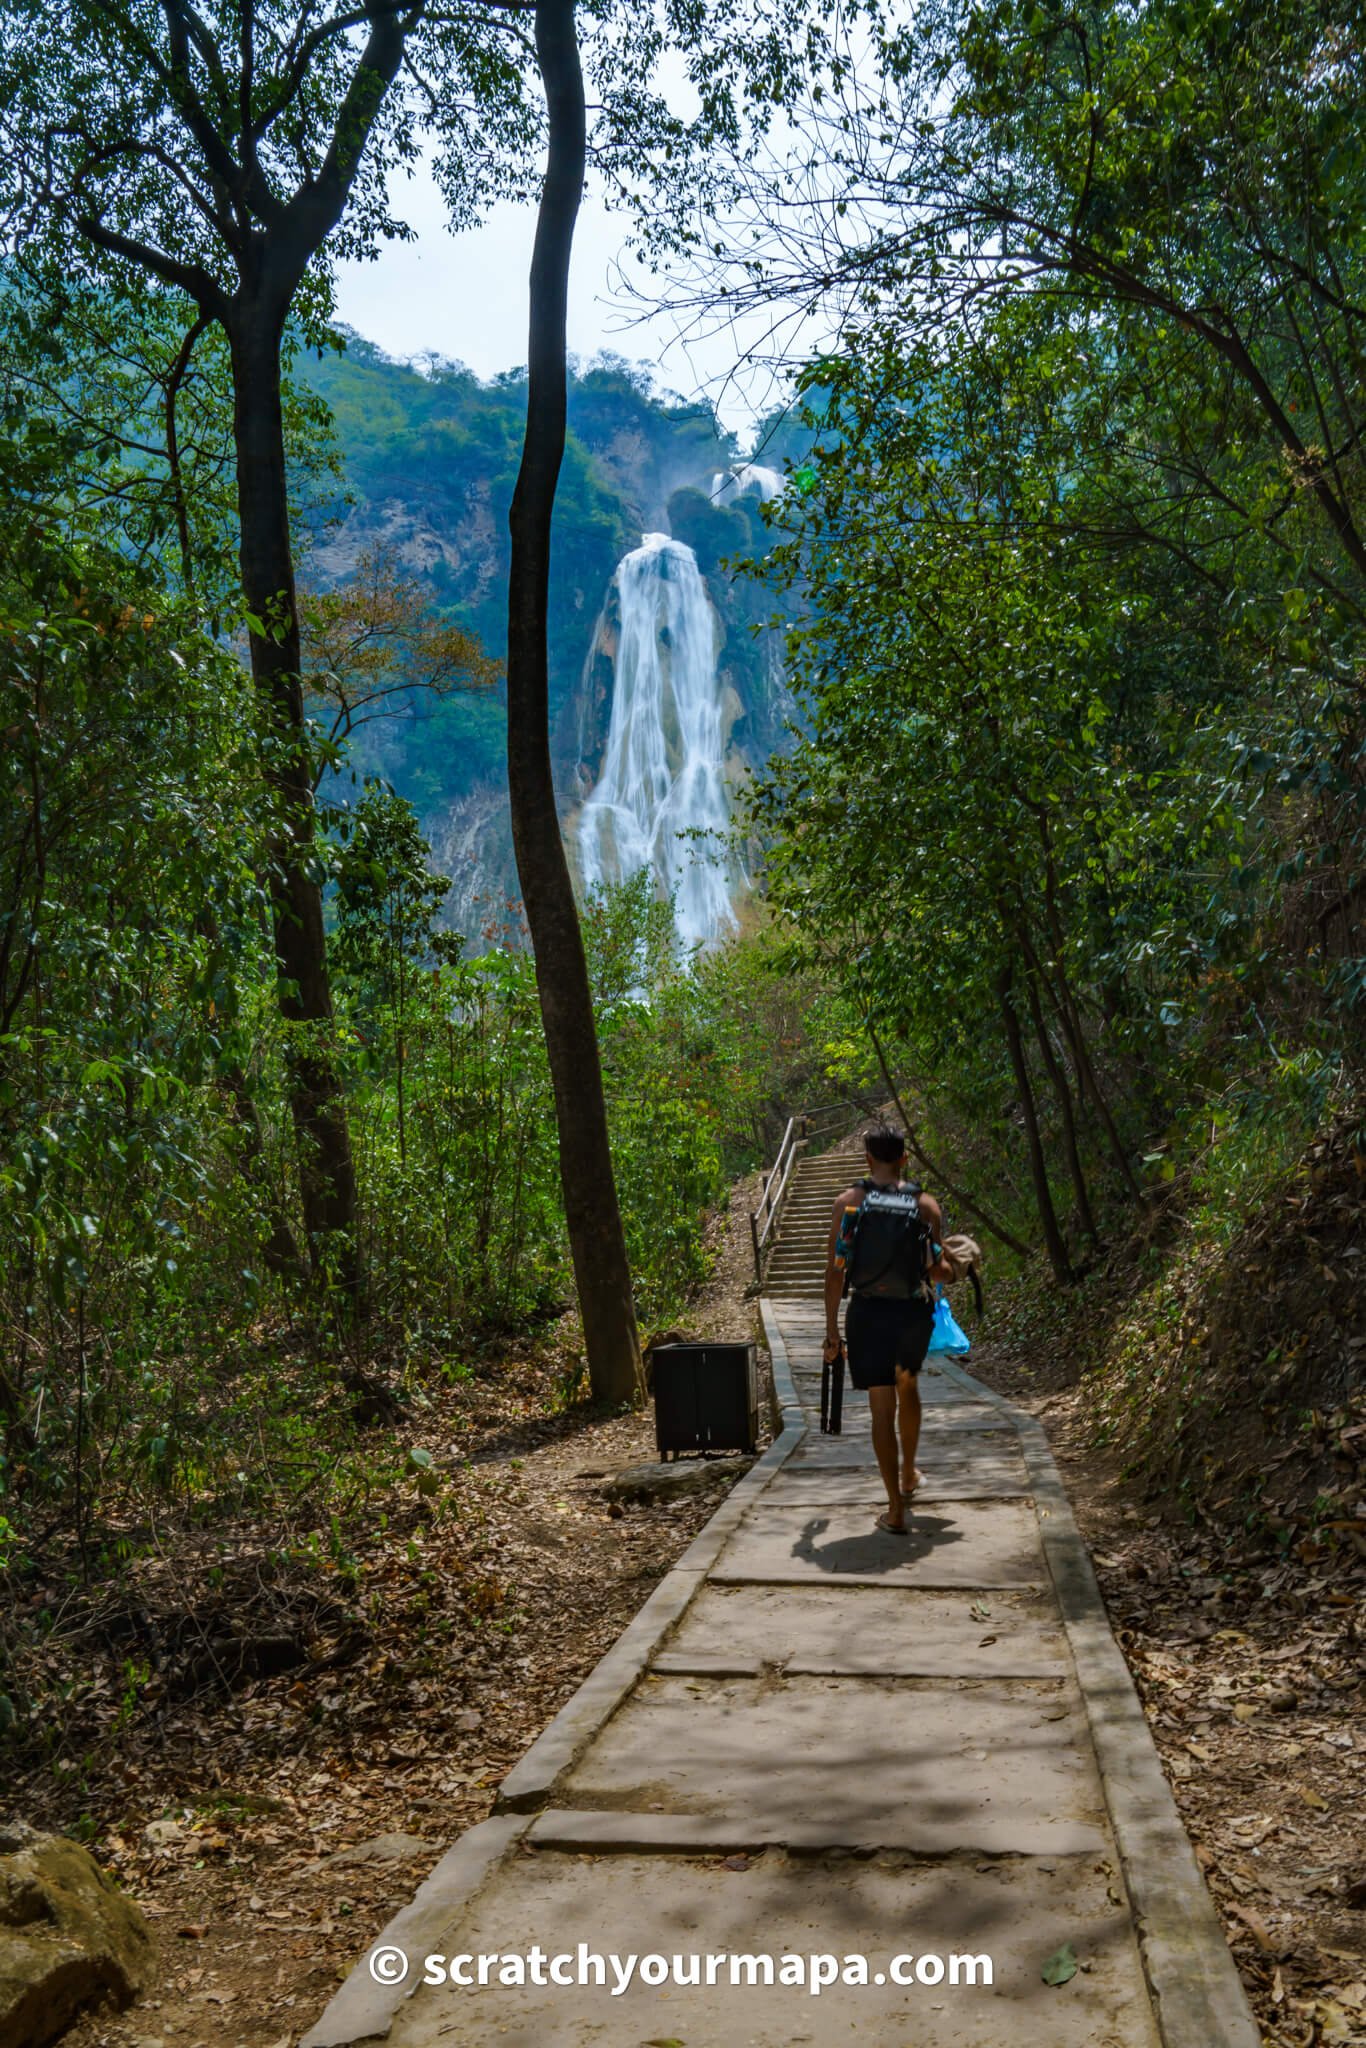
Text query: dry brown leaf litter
973 1117 1366 2047
12 1188 768 2048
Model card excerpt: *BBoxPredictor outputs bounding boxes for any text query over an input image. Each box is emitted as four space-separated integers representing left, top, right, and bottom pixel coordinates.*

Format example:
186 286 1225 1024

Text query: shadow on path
791 1511 965 1576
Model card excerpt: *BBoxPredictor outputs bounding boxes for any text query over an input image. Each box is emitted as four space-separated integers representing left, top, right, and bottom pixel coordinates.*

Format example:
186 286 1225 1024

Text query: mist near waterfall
576 533 740 951
711 461 784 505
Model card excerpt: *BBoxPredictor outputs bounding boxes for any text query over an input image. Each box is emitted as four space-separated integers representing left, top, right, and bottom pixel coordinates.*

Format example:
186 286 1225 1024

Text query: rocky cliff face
306 337 798 946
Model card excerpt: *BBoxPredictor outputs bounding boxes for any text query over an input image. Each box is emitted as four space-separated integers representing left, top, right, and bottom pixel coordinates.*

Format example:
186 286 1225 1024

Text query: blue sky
332 166 791 441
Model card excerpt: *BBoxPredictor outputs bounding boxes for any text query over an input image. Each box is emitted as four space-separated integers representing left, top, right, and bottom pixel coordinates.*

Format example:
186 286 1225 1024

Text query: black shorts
845 1293 933 1390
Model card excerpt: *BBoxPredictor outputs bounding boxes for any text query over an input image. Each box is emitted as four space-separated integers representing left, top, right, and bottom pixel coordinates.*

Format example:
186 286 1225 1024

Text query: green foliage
10 0 1360 1697
347 940 567 1335
0 439 835 1583
331 785 459 1012
729 0 1366 1269
0 264 341 608
582 875 724 1320
580 872 870 1321
0 512 289 1537
1177 1053 1340 1249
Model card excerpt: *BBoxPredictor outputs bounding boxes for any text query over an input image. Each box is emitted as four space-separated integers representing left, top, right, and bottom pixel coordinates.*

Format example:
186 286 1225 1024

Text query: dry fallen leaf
1228 1904 1275 1953
1308 1999 1354 2043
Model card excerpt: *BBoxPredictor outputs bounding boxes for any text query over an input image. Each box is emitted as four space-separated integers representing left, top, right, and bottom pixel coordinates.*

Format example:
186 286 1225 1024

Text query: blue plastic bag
926 1288 971 1356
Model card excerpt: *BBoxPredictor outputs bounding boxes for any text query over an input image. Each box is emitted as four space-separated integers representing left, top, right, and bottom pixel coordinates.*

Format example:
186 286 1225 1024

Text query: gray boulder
324 1833 438 1868
601 1456 752 1503
0 1821 153 2048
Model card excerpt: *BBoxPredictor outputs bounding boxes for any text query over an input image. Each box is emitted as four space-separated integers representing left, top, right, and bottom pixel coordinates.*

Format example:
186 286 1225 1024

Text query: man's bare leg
896 1368 924 1494
869 1386 905 1531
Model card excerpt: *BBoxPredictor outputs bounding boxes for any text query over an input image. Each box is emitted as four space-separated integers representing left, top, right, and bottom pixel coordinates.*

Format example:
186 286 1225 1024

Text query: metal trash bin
652 1341 759 1459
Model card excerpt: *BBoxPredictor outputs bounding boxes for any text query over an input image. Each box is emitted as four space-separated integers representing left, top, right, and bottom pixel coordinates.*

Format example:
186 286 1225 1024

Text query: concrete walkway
302 1303 1260 2048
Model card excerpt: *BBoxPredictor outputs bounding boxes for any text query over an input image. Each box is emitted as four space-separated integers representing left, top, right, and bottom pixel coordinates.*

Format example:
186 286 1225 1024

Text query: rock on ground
323 1835 439 1869
0 1821 153 2048
600 1456 753 1503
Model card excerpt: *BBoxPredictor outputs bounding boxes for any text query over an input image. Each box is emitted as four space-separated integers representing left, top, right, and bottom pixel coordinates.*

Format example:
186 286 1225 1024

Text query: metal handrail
749 1115 801 1273
748 1099 869 1283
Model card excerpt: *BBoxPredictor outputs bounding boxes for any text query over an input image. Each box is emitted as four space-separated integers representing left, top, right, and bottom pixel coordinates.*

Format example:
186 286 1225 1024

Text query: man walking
822 1124 948 1534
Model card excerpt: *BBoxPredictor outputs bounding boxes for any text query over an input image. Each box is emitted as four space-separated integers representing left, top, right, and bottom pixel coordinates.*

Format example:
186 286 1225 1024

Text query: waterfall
575 533 739 951
711 462 784 504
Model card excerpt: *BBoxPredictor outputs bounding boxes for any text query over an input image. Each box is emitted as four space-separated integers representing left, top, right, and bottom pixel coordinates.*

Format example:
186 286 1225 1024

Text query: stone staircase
759 1133 866 1299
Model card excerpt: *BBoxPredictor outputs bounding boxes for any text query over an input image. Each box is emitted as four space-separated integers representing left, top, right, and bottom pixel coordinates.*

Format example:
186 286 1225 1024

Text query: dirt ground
971 1337 1366 2048
25 1185 769 2048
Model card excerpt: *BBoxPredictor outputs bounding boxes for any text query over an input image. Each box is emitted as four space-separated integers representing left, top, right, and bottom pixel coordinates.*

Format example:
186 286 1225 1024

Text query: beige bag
940 1234 984 1316
940 1234 982 1282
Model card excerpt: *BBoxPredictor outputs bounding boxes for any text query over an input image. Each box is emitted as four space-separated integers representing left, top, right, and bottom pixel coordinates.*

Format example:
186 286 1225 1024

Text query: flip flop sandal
876 1512 909 1536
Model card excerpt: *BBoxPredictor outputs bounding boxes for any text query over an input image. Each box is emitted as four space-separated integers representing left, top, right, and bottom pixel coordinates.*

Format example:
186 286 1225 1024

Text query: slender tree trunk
394 900 407 1169
165 312 208 598
195 906 304 1278
1043 956 1141 1199
1028 835 1142 1199
1021 965 1099 1246
229 307 361 1299
997 965 1073 1282
863 1014 1034 1260
219 1063 306 1280
505 0 641 1405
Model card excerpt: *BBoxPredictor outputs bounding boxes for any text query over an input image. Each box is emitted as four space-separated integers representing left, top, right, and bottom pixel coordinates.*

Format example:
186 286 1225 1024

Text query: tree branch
272 3 418 279
74 214 229 321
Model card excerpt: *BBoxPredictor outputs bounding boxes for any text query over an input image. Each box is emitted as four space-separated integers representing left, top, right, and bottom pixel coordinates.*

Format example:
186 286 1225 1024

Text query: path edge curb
301 1310 807 2048
932 1353 1261 2048
495 1307 805 1813
298 1814 529 2048
760 1295 804 1434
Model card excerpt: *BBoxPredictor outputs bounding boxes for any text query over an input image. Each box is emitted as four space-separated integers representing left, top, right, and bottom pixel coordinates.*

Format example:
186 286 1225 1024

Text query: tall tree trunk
505 0 641 1405
165 312 208 598
219 1064 306 1280
863 1014 1033 1260
229 308 360 1299
1021 965 1100 1246
1038 949 1141 1200
997 964 1073 1282
1028 829 1142 1199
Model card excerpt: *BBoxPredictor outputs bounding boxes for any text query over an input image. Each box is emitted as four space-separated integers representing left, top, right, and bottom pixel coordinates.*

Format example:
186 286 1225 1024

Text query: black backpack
844 1181 933 1302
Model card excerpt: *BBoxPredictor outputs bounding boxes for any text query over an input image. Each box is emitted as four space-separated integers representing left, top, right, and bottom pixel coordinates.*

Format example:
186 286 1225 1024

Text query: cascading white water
711 462 784 504
576 533 738 951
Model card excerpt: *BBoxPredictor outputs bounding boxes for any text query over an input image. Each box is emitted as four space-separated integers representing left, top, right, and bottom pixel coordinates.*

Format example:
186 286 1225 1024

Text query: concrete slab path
301 1302 1260 2048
